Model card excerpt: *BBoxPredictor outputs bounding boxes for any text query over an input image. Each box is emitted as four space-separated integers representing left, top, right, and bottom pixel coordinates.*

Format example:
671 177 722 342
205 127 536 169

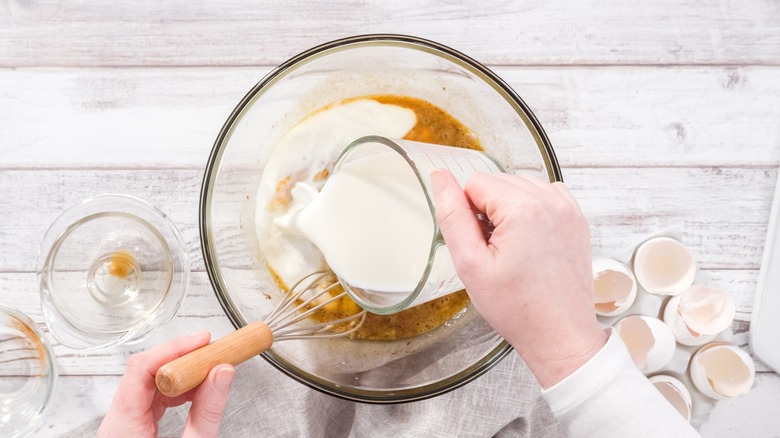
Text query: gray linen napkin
64 352 564 437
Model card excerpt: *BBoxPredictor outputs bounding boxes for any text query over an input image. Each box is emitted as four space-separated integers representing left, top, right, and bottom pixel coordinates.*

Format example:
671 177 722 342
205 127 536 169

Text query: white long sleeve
541 329 700 437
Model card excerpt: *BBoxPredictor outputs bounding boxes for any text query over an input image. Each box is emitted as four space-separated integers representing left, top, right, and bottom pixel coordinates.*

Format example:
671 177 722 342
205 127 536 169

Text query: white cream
276 151 433 292
255 99 417 288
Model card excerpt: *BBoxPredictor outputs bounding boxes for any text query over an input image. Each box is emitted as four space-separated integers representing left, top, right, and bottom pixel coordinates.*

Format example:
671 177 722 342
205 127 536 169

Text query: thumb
182 364 234 438
430 169 489 271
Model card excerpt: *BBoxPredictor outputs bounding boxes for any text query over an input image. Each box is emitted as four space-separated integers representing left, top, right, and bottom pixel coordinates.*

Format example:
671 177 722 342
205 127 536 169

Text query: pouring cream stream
254 99 417 290
274 151 433 293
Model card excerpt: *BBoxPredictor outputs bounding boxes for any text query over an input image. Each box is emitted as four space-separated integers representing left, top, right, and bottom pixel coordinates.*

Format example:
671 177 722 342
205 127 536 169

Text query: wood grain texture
2 0 780 67
37 375 120 436
2 1 779 433
1 66 779 169
156 321 272 397
1 167 775 272
698 373 780 437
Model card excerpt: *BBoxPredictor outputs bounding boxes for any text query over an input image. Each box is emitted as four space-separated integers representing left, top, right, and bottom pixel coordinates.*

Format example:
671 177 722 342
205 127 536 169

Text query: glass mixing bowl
201 34 561 403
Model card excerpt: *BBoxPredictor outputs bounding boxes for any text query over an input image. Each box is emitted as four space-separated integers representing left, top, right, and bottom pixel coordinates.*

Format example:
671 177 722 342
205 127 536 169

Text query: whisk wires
265 271 367 341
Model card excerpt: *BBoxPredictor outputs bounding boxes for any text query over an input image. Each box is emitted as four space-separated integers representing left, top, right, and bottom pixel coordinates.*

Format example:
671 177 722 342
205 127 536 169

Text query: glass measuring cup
334 135 504 314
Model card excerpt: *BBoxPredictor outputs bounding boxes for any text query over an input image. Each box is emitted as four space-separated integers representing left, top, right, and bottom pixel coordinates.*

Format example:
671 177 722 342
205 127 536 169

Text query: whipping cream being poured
255 99 417 289
256 95 485 327
275 151 434 293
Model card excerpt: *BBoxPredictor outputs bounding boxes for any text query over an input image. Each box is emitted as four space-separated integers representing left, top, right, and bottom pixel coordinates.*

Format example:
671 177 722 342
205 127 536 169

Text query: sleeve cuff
541 328 631 415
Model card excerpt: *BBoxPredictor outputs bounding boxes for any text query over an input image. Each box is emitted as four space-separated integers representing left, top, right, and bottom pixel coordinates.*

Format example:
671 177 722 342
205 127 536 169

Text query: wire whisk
266 270 367 340
155 270 366 397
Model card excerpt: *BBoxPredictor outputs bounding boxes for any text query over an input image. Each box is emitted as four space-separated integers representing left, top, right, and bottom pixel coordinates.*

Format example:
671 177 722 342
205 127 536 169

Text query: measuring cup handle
155 321 273 397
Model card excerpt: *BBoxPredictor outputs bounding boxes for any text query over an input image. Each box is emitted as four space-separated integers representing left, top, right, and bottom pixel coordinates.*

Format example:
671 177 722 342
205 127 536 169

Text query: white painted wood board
1 0 779 435
2 0 780 67
0 167 777 272
1 66 779 168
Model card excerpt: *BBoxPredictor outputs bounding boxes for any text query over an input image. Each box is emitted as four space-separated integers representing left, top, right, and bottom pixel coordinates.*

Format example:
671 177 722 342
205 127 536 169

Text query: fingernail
430 169 449 195
214 366 234 392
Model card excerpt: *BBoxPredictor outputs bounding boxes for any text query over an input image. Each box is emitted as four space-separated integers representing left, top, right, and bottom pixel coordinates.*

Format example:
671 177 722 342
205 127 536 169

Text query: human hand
430 170 607 389
97 331 234 438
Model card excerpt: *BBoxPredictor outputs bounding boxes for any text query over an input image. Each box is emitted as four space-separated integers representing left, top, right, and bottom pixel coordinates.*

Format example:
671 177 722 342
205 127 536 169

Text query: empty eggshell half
633 237 696 296
648 375 693 422
615 315 677 374
663 284 736 346
690 343 755 400
592 258 638 316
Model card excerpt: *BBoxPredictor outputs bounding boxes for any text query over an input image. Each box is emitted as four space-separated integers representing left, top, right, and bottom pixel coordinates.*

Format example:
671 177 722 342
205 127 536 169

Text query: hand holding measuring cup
430 170 607 389
274 136 505 315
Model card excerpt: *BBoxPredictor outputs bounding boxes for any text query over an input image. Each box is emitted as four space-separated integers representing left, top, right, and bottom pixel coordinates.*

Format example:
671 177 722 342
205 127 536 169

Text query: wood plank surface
37 375 120 436
2 0 780 67
3 1 780 435
1 167 775 273
1 66 779 169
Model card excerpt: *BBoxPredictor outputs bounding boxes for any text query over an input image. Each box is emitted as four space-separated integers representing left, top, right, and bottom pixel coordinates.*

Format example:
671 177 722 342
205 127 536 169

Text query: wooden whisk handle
155 321 273 397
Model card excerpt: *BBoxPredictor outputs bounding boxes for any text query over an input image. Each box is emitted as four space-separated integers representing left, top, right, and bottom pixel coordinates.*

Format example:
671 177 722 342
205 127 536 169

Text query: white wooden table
2 1 780 436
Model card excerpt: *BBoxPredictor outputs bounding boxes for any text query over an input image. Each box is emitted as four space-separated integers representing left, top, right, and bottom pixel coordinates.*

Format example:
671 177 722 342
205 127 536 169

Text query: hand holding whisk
155 271 367 397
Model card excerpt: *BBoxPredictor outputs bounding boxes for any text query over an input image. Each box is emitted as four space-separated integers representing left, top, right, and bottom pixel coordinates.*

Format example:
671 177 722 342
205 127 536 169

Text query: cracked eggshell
648 375 693 423
615 315 677 374
663 284 736 346
592 258 637 317
690 343 755 401
633 237 696 296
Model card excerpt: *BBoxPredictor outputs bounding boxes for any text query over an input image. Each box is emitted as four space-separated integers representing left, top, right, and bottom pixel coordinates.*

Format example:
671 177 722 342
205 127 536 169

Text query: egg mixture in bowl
201 34 560 403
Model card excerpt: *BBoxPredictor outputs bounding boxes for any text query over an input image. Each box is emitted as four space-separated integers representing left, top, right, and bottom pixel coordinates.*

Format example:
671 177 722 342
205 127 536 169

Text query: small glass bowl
0 304 57 438
37 195 189 350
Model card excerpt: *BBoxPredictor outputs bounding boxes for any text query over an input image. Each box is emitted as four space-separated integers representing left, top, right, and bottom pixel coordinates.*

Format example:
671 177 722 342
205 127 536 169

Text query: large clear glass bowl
200 34 561 403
